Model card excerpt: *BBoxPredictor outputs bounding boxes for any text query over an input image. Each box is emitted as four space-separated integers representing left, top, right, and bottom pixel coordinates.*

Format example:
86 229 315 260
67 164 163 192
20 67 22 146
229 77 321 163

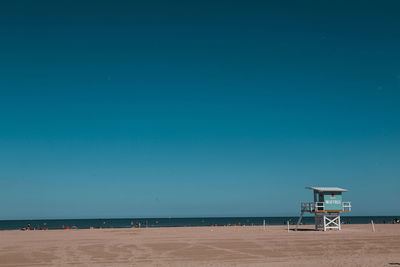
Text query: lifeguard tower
296 187 351 231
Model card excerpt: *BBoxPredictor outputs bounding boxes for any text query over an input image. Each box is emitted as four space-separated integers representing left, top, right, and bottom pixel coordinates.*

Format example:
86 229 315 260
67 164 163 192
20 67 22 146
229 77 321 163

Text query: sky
0 1 399 219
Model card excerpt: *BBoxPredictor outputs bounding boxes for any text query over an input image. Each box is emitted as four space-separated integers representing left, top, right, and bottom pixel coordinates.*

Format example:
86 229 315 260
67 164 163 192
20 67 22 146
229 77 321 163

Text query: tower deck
301 202 352 213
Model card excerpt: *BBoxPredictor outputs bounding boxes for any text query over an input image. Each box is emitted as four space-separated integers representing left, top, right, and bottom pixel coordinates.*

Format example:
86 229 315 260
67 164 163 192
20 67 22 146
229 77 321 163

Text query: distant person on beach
21 224 32 231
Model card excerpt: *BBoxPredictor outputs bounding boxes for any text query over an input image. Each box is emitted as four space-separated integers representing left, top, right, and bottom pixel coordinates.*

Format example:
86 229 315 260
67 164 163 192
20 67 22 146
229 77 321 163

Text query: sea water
0 216 398 230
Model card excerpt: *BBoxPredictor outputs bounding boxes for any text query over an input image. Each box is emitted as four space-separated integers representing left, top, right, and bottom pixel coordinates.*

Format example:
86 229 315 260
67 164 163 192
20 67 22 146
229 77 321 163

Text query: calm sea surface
0 216 399 230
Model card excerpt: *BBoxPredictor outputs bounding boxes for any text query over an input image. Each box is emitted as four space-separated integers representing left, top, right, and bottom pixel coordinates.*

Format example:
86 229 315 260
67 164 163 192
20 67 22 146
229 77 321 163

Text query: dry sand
1 224 400 266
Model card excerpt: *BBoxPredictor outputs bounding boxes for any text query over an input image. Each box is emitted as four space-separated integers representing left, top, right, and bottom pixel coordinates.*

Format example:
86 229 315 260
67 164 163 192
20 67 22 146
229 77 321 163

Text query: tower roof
305 187 348 192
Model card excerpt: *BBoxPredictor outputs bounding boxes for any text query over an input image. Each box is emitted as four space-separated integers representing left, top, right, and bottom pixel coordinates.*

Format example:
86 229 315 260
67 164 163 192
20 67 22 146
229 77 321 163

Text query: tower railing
301 201 351 212
342 202 351 212
301 202 324 212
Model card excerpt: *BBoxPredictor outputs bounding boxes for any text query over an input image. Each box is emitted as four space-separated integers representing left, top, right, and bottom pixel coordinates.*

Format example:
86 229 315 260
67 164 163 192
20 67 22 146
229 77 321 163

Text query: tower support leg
315 213 341 231
295 211 304 231
324 214 341 231
315 214 324 231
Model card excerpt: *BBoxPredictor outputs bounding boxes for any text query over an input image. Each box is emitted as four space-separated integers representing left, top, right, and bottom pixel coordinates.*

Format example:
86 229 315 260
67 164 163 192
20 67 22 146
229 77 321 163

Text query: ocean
0 216 398 230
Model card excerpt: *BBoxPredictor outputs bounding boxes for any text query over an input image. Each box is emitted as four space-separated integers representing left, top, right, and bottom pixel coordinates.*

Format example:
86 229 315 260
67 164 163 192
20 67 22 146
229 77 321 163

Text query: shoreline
1 215 399 231
0 222 400 232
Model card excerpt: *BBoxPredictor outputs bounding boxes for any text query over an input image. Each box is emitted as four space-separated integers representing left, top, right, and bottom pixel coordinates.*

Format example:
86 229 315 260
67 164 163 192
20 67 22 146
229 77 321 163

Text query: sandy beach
1 224 399 266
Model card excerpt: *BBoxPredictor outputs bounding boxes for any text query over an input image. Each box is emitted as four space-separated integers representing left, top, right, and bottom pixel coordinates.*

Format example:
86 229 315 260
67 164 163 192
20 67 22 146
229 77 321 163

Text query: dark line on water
0 216 399 230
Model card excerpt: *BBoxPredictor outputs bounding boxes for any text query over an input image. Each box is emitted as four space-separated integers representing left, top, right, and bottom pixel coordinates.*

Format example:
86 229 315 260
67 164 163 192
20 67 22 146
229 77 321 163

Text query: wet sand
1 224 399 266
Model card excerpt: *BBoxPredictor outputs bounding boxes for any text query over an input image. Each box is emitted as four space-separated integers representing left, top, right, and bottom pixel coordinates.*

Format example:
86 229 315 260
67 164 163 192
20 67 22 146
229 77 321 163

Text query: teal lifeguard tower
296 187 351 231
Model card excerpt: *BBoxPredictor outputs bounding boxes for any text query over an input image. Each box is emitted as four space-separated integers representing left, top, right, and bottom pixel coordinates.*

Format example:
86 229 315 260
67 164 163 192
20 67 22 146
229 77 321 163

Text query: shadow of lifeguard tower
296 187 351 231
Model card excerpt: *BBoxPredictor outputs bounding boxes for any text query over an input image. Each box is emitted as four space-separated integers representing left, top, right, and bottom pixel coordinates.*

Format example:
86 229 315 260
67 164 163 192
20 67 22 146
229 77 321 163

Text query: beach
1 224 399 266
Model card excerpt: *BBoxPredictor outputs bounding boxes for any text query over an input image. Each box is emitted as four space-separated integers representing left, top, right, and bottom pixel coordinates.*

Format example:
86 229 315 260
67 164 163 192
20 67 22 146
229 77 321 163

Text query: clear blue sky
1 1 399 219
